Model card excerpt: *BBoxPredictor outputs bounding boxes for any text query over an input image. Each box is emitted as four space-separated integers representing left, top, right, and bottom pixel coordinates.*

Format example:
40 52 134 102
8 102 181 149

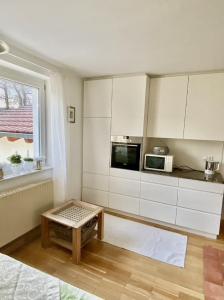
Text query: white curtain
48 72 68 206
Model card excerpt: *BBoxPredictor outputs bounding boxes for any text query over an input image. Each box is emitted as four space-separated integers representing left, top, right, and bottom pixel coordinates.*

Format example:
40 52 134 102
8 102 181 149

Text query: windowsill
0 166 53 193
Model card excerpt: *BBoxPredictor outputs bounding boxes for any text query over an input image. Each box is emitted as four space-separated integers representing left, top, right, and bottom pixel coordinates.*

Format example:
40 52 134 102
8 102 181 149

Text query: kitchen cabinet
140 199 176 224
83 118 111 175
141 172 178 186
147 76 188 138
109 176 140 198
84 79 112 117
83 173 109 191
176 207 220 235
179 178 224 193
140 182 178 206
109 193 139 214
184 73 224 141
178 188 223 214
82 187 109 207
110 168 141 180
111 75 149 136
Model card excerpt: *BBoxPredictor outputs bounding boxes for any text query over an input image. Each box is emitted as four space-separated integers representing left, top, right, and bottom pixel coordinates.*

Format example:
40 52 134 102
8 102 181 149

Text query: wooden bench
41 200 104 264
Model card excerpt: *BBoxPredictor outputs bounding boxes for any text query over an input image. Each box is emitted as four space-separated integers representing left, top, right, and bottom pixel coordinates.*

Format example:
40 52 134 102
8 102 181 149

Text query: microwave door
145 156 165 171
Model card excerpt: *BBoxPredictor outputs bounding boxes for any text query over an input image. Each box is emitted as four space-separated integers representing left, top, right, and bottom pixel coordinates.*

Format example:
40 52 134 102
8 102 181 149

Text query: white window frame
0 65 46 160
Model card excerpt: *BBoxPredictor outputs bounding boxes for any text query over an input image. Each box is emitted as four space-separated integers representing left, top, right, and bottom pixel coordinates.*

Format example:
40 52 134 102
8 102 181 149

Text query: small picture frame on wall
67 106 76 123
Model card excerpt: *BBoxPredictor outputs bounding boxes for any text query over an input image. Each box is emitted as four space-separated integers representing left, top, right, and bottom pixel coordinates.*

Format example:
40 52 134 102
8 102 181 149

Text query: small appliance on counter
204 156 220 176
152 146 169 155
144 153 173 172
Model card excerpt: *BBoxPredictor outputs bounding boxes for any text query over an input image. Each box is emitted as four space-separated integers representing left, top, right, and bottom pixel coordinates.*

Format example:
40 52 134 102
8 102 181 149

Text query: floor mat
103 213 188 267
203 246 224 300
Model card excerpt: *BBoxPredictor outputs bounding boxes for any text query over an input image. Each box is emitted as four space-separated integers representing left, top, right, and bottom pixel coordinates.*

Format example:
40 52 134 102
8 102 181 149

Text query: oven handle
112 143 139 147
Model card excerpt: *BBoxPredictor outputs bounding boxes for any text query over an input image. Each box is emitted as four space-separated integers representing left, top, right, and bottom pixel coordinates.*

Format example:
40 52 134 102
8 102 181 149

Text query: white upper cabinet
184 73 224 141
147 76 188 138
111 75 149 136
84 79 112 117
83 118 111 175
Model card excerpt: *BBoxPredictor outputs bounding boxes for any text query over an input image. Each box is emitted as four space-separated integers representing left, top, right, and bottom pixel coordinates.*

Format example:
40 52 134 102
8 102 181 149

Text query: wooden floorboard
11 221 224 300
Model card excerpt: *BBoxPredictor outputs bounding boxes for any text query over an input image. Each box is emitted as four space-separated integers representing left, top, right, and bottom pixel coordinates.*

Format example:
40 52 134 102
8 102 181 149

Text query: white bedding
0 253 100 300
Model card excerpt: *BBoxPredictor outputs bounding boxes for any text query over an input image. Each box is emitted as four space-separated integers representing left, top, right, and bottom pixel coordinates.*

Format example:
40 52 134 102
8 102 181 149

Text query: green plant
23 157 34 162
9 154 22 164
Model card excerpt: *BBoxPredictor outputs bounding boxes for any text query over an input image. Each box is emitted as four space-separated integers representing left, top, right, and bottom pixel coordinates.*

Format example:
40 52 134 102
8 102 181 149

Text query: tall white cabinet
82 79 112 206
111 75 149 136
84 79 112 118
184 73 224 141
83 118 111 175
147 76 188 138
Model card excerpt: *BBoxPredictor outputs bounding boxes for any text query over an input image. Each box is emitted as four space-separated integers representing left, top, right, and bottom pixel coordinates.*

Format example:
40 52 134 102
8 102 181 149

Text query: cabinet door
83 118 111 175
178 188 223 215
82 188 109 207
141 182 178 206
111 75 148 136
83 173 109 191
84 79 112 117
109 193 140 214
140 199 176 224
176 207 220 235
109 176 140 198
147 76 188 138
184 73 224 141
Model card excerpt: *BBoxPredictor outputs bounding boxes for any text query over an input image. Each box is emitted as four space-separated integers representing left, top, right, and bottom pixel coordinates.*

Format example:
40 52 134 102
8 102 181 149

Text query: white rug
103 213 188 268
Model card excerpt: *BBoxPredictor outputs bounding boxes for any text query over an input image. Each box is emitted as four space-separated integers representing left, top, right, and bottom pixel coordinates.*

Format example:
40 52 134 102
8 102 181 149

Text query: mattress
0 253 101 300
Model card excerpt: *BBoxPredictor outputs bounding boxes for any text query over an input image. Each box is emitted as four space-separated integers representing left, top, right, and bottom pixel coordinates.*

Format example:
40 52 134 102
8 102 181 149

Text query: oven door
111 143 141 171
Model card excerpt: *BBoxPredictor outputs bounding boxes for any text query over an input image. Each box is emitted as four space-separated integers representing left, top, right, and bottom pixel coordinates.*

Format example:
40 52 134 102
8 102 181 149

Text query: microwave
144 154 173 172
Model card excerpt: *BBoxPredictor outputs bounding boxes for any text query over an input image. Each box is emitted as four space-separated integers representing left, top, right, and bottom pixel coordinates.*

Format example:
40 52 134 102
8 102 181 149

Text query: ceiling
0 0 224 77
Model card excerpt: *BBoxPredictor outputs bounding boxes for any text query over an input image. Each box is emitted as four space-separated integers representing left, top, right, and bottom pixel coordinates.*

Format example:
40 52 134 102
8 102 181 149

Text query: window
0 66 45 176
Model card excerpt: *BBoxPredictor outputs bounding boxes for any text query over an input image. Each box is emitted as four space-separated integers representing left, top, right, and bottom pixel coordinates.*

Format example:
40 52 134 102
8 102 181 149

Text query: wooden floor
11 219 224 300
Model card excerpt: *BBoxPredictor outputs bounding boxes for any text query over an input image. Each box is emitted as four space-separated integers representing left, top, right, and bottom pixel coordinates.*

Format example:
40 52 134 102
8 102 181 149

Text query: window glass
0 76 41 175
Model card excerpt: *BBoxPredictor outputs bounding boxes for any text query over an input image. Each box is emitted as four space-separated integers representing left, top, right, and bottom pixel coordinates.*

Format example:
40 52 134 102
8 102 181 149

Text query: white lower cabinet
139 199 176 224
141 182 178 205
83 173 109 191
82 188 109 207
176 207 221 235
109 193 139 214
109 176 140 198
141 172 178 186
178 188 223 214
82 169 224 238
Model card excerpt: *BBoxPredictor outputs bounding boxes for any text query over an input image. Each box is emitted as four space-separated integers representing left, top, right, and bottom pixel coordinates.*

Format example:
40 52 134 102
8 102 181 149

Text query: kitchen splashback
144 138 224 175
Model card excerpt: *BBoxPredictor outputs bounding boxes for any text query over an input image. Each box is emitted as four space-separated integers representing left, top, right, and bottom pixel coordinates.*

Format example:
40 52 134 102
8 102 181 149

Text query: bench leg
97 211 104 240
41 216 50 248
72 227 81 264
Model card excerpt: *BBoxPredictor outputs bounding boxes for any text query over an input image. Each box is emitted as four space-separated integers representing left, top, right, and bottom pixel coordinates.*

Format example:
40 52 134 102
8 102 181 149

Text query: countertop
141 168 224 184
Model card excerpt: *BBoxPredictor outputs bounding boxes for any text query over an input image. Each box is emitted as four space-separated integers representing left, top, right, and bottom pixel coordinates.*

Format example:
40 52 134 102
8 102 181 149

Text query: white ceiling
0 0 224 77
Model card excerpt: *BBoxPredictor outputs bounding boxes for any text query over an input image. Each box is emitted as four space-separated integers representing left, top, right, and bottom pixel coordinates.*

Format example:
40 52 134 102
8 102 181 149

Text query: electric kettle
204 156 220 176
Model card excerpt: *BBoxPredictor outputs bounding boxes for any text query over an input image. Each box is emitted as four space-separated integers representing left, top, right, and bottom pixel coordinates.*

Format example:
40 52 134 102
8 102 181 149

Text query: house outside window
0 66 45 176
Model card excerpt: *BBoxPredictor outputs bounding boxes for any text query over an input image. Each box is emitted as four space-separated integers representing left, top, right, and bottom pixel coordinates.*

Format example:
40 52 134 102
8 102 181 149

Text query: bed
0 253 101 300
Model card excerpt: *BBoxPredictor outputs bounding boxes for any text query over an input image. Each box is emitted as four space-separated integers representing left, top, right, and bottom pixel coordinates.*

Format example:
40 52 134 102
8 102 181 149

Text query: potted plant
8 153 22 174
23 157 34 171
9 153 22 164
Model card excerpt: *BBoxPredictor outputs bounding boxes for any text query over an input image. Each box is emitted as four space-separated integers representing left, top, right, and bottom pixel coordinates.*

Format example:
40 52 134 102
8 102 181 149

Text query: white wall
62 71 83 201
144 138 224 176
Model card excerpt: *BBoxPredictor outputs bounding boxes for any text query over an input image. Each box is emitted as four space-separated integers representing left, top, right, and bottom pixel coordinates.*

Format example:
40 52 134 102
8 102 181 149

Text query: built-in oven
111 136 143 171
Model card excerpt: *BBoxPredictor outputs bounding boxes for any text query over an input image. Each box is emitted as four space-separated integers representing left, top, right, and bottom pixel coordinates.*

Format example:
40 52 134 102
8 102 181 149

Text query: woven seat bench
41 200 104 264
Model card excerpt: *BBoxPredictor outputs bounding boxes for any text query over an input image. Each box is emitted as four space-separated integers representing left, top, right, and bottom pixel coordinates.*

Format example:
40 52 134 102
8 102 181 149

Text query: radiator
0 180 53 247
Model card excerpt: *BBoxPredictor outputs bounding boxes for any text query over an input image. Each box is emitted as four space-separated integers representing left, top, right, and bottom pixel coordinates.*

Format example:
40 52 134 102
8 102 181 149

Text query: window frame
0 65 46 161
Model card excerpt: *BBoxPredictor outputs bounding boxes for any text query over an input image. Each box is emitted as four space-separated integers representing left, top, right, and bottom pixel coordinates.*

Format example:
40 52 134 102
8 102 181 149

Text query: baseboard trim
0 226 41 255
